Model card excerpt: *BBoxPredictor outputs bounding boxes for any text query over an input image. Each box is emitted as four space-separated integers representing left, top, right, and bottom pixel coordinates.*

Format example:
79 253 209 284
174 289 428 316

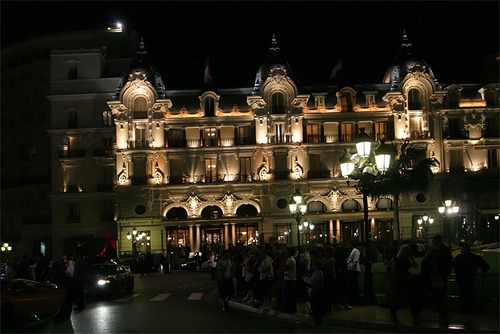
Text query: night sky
2 1 499 88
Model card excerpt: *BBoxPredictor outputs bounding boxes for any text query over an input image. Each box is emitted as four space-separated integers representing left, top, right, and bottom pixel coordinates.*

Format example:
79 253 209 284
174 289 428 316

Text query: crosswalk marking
187 292 204 300
150 293 171 301
115 293 140 302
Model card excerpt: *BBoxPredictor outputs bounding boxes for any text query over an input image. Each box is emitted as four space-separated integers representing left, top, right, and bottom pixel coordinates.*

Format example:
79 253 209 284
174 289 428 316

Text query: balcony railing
59 149 84 158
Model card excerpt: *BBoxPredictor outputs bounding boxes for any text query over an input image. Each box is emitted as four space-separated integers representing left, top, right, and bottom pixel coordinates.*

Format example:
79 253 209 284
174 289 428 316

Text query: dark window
306 124 320 143
135 204 146 215
204 98 215 117
408 89 422 110
271 93 286 114
68 65 77 80
341 94 353 112
68 111 78 128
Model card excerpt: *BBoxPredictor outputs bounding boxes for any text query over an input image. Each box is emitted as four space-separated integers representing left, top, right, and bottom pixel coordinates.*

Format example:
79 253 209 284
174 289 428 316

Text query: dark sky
2 1 499 88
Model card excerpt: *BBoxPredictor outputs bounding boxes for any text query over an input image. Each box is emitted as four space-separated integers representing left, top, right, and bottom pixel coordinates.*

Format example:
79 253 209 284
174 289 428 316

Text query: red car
1 278 67 332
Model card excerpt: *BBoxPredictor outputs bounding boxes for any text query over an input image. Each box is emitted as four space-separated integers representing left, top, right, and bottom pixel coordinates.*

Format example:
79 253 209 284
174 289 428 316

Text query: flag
204 57 212 84
330 57 342 80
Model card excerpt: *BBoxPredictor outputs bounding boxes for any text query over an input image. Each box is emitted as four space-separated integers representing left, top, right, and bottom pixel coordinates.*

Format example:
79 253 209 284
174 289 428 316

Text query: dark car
85 263 134 299
1 278 67 332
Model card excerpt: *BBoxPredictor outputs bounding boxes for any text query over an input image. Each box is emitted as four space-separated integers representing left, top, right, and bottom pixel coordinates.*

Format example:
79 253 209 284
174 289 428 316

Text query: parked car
1 278 67 332
85 262 134 299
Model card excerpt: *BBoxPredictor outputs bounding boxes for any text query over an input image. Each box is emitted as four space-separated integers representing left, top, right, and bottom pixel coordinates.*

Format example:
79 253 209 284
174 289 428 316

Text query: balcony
59 149 84 158
97 184 114 192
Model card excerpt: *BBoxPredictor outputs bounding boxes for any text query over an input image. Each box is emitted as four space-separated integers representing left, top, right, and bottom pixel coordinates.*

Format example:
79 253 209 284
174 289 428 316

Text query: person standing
417 235 453 327
208 250 217 280
302 258 325 325
256 248 274 309
216 250 233 311
387 244 418 323
72 252 87 312
283 246 297 314
322 246 336 313
346 242 361 305
452 241 490 312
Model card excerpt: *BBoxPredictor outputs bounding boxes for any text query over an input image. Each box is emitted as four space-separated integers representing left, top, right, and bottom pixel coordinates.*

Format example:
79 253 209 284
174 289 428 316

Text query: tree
370 140 440 241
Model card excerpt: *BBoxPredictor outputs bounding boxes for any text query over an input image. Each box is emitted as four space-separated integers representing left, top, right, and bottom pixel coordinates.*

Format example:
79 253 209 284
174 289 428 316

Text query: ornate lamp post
1 243 12 253
299 220 315 245
289 189 307 248
417 214 434 243
339 129 394 304
438 200 460 246
126 227 138 259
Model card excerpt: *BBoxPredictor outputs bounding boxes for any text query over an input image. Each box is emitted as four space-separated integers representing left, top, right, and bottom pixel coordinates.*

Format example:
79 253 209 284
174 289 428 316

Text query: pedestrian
73 252 88 312
387 244 418 323
208 250 217 280
296 245 311 313
255 248 274 309
273 247 287 311
322 246 336 313
415 234 453 327
333 245 351 310
216 249 233 311
283 246 297 314
302 258 325 325
54 254 74 321
346 241 361 305
242 249 257 304
452 241 490 312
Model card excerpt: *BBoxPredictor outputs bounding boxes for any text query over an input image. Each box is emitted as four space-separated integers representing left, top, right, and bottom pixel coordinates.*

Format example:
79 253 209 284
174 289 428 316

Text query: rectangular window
410 116 423 138
135 128 146 148
102 110 113 127
365 94 376 106
203 127 217 146
67 202 80 224
274 123 285 143
488 149 499 168
306 124 320 143
236 225 258 246
68 111 78 128
274 223 292 245
167 129 185 148
314 95 326 108
449 149 463 173
205 158 217 182
374 122 387 140
340 123 354 142
237 126 253 145
68 63 78 80
239 157 251 181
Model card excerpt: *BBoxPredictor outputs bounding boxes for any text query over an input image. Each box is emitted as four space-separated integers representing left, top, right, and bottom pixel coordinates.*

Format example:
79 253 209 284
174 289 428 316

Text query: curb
227 299 498 333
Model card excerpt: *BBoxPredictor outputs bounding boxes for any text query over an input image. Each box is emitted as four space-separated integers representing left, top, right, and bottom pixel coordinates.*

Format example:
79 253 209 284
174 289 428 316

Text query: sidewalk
227 296 499 333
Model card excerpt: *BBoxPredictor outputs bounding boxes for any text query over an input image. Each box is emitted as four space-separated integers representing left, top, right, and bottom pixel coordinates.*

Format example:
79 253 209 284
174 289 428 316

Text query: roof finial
401 30 412 48
270 33 279 51
138 37 147 55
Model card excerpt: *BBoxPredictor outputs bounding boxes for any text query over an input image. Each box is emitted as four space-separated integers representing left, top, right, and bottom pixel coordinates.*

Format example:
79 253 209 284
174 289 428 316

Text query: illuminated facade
4 27 498 259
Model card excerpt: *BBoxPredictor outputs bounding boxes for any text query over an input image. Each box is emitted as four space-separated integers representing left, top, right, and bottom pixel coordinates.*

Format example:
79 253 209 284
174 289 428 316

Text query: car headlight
97 279 111 286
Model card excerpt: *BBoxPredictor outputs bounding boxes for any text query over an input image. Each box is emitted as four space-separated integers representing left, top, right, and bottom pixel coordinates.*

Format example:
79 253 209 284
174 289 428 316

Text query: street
40 271 377 333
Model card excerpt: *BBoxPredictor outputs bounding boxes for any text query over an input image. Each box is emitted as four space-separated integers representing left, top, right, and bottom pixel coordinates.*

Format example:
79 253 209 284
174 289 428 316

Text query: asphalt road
40 270 377 333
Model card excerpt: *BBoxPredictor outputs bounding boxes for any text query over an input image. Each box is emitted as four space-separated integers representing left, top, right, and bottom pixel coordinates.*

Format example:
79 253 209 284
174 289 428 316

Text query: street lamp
126 227 139 259
299 220 315 245
417 214 434 243
1 243 12 253
289 189 307 248
339 129 394 304
438 200 460 246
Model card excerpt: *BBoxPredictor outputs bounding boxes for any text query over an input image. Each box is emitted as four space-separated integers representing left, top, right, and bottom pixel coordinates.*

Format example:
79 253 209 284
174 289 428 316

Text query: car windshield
87 264 117 275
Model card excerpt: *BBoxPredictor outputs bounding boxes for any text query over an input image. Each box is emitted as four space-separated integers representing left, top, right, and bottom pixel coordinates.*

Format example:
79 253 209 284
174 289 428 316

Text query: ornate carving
247 96 267 110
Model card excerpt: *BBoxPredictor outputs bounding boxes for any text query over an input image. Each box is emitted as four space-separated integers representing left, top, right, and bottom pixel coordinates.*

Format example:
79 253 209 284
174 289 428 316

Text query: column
195 224 201 252
370 218 376 241
336 220 341 244
328 219 334 244
231 223 236 247
223 223 229 250
188 225 194 254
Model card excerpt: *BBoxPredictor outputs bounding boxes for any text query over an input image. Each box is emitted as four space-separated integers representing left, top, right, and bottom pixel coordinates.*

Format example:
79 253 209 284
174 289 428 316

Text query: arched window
204 97 215 117
271 92 286 114
341 93 353 112
307 201 326 213
133 97 148 119
408 89 422 110
201 205 223 219
166 207 188 220
236 204 258 217
342 199 361 212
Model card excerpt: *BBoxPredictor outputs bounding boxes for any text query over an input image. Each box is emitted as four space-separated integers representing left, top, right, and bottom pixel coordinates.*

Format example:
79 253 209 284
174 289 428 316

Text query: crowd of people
211 235 491 326
2 235 491 326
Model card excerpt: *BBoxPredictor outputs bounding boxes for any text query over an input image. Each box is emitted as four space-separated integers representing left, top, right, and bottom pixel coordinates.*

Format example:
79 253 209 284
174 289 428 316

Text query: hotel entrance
202 227 223 254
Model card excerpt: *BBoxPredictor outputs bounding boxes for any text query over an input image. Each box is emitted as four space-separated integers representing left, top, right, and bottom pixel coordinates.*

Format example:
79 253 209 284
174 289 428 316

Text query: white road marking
187 292 204 300
115 293 140 302
150 293 171 301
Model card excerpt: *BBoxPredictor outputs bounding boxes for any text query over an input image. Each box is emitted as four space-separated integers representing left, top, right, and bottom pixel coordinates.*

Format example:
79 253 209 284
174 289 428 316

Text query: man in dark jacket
453 242 490 312
416 235 453 327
